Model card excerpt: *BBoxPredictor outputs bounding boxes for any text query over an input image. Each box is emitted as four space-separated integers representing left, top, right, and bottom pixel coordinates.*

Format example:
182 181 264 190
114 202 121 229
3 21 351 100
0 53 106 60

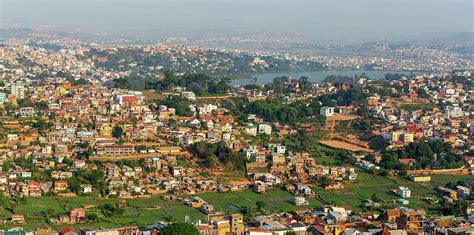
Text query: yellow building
123 124 133 129
59 87 68 95
391 131 403 142
324 224 342 235
403 133 414 143
409 175 431 182
100 125 113 137
209 213 244 235
213 219 230 235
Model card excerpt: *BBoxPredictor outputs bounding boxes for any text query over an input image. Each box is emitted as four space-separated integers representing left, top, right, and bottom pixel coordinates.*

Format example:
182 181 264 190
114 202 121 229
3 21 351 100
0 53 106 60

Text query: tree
255 200 267 212
442 200 469 216
100 202 124 217
299 76 310 91
365 154 376 162
48 112 56 120
371 193 381 202
112 126 124 139
86 212 99 222
2 160 12 172
160 222 200 235
320 176 330 187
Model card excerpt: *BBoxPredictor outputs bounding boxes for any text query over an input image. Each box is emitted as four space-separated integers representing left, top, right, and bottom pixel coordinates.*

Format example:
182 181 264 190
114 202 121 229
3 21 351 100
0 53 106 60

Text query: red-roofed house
399 158 417 165
120 96 139 107
60 227 78 235
28 181 41 197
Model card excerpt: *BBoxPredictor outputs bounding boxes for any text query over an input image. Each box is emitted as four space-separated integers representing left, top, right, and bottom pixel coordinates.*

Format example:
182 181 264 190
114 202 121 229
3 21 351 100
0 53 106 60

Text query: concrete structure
320 106 335 116
258 124 272 135
10 81 26 99
0 92 6 104
397 186 411 198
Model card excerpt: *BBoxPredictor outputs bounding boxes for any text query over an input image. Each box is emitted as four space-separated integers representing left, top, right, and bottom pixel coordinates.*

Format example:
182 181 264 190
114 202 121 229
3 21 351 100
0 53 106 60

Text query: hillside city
0 31 473 235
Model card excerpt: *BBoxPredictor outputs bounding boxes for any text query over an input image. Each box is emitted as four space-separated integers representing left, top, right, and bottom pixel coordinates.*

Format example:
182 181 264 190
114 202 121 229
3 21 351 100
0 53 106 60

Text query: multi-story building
258 124 272 135
320 106 335 116
396 210 425 232
96 145 135 155
10 81 26 99
397 186 411 198
0 92 6 104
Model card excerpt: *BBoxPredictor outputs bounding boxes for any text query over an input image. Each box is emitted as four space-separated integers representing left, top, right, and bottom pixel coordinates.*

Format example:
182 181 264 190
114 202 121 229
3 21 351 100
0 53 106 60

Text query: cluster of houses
3 204 474 235
0 46 472 233
368 73 473 150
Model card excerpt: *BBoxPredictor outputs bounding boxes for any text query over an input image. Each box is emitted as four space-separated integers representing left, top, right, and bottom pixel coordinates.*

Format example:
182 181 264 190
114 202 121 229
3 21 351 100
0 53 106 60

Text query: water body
231 70 411 85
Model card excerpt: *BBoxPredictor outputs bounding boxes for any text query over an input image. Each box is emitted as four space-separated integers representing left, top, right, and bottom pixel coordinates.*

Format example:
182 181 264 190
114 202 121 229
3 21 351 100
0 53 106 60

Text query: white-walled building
397 186 411 198
320 106 335 116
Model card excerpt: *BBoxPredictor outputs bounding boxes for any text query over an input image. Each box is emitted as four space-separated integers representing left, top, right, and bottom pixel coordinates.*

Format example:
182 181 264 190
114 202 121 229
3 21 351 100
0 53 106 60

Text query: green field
200 189 322 213
0 188 321 230
400 103 436 112
314 169 466 215
1 196 205 230
0 171 465 230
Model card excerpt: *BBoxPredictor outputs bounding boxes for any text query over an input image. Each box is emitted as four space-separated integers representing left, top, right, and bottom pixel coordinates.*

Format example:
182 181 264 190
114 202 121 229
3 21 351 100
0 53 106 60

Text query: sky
1 0 473 43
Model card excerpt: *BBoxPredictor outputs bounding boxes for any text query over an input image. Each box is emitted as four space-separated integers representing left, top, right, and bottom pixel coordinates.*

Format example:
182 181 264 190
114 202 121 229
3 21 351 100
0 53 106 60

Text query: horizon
1 0 473 43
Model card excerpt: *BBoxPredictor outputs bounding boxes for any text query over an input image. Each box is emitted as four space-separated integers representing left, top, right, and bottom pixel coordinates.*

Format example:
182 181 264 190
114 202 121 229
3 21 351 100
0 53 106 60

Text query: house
247 228 272 235
245 124 258 136
253 181 266 193
20 107 36 117
399 199 410 205
320 106 335 116
399 158 416 166
456 185 470 198
81 184 93 194
69 208 85 223
208 213 244 235
268 143 286 154
171 166 182 177
60 227 78 235
396 209 424 232
446 227 474 235
409 175 431 182
28 181 42 197
311 224 342 235
343 228 361 235
397 186 411 198
200 204 214 214
383 208 401 221
293 196 309 206
11 214 25 223
436 186 457 200
258 124 272 135
54 181 69 192
96 145 135 155
21 172 32 178
73 160 86 169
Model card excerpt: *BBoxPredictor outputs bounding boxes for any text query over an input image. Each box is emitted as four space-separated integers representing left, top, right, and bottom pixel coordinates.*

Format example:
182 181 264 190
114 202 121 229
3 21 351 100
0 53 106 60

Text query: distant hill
0 28 33 41
409 32 474 47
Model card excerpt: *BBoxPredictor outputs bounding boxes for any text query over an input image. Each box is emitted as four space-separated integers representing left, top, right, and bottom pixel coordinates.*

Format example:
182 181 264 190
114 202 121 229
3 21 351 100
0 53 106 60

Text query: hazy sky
1 0 473 42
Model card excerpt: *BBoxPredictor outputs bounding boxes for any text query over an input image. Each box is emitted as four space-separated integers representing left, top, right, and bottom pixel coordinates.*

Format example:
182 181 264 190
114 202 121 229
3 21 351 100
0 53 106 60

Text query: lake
231 70 411 85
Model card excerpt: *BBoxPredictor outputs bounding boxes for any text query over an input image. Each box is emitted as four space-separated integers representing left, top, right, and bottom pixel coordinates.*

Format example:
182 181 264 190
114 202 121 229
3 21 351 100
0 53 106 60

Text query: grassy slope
314 169 466 215
0 170 465 230
2 188 322 230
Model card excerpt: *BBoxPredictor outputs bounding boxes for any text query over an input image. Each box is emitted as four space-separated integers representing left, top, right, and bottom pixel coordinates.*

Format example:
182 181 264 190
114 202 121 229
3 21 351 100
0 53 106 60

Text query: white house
245 124 258 136
293 196 309 206
397 186 411 198
82 184 93 194
320 106 335 116
258 124 272 135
